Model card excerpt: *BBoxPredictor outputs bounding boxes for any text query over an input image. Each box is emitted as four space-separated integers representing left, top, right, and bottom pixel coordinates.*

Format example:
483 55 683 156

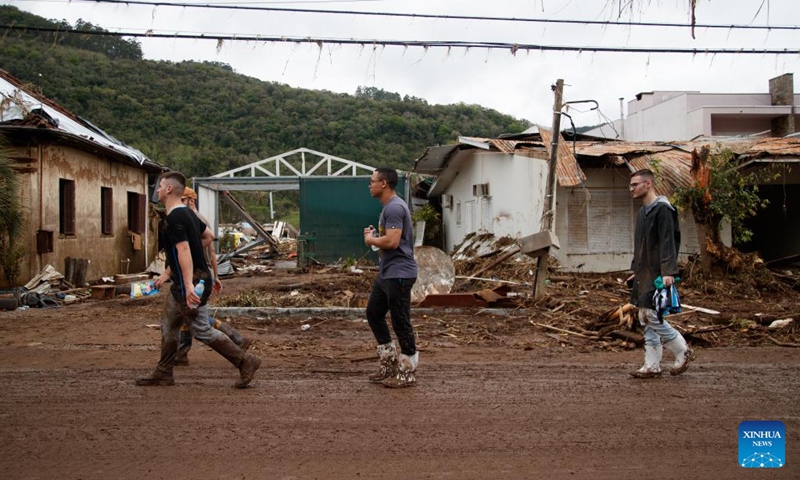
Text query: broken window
59 178 76 236
127 191 146 234
101 187 113 235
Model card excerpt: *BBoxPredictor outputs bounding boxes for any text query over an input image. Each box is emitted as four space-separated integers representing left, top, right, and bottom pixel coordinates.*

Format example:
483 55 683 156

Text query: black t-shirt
163 206 212 304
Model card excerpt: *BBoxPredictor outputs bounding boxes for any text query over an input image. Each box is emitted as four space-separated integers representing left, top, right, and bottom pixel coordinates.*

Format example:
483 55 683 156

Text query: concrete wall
4 143 154 287
441 151 548 253
626 93 691 141
585 91 800 141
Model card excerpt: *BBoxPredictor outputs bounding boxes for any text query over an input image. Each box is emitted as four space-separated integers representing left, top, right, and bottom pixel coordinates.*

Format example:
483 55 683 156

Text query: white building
586 73 798 141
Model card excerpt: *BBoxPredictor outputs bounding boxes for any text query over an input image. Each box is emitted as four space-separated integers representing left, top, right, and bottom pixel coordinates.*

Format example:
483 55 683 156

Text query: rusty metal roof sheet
738 137 800 158
627 150 692 197
415 133 797 198
538 127 587 187
574 141 675 157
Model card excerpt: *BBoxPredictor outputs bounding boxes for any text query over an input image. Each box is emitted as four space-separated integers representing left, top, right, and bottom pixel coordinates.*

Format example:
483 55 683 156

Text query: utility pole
532 79 564 300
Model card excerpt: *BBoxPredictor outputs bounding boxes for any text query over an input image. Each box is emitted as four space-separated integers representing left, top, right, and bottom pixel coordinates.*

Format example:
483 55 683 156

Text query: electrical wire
20 0 800 32
4 24 798 55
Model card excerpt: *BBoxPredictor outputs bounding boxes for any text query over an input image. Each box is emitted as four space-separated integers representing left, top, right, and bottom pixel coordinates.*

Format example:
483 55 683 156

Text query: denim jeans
638 307 681 347
366 277 417 355
157 294 225 374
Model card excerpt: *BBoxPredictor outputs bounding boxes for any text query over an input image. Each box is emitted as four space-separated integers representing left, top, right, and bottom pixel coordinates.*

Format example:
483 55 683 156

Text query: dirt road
1 280 798 479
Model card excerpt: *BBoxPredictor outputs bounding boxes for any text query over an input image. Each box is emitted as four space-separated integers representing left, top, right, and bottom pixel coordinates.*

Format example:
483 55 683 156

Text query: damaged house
414 131 800 273
0 69 165 288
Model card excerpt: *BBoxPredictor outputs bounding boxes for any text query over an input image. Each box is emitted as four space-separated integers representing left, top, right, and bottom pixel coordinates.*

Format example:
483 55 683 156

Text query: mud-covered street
1 270 799 479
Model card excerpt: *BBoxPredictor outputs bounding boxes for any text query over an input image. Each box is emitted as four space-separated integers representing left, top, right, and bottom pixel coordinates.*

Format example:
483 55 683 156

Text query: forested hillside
0 6 530 177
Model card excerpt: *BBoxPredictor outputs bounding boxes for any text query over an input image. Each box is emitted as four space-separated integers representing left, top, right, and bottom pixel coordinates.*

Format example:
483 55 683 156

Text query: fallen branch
468 246 521 279
767 336 800 348
455 275 524 285
531 322 594 338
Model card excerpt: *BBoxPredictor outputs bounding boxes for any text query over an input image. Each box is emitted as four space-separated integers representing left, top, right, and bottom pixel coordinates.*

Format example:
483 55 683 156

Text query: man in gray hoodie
626 169 695 378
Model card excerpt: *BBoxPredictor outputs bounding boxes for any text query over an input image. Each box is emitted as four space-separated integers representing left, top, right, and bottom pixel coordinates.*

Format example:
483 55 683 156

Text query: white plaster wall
441 151 548 253
626 94 690 141
618 92 800 141
686 108 708 138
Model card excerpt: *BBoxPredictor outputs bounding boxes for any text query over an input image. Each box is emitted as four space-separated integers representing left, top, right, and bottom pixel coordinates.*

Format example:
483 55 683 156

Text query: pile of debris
2 264 161 311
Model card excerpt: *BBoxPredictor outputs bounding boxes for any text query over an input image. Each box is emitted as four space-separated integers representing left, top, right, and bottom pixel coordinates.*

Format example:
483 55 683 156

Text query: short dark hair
374 166 398 190
631 169 655 183
160 171 186 196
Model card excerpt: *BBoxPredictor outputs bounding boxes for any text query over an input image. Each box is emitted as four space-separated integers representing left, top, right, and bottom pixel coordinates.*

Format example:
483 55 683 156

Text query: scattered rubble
7 230 798 350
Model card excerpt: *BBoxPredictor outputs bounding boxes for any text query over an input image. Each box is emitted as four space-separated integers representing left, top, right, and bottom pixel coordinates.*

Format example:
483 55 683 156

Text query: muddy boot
174 329 192 366
630 344 662 379
216 320 253 351
368 342 398 384
383 352 418 388
664 335 696 376
135 369 175 386
208 336 262 389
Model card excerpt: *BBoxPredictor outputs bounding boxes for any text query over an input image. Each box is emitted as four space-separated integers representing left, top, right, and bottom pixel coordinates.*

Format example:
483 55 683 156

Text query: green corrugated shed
299 175 407 264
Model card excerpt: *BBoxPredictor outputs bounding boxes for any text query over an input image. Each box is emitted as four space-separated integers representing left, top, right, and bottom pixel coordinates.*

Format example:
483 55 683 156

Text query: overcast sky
3 0 798 127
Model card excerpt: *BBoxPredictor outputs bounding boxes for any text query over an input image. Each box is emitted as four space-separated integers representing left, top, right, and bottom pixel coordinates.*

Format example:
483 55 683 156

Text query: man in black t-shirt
136 172 261 388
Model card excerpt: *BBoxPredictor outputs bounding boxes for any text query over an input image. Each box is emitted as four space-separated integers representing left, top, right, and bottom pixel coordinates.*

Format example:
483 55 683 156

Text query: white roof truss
212 148 375 178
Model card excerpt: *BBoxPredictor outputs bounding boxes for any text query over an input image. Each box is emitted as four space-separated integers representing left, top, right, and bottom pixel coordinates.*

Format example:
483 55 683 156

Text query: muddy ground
1 267 799 479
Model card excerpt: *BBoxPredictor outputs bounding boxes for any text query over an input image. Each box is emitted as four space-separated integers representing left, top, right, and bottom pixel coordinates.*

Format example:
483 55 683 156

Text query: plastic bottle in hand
370 227 379 251
189 280 205 309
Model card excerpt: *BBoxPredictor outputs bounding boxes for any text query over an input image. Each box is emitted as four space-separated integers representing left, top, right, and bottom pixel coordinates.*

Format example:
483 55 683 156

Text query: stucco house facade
0 70 165 288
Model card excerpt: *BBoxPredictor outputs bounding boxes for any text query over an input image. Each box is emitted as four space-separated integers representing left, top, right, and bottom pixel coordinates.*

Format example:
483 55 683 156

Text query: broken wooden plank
682 304 720 315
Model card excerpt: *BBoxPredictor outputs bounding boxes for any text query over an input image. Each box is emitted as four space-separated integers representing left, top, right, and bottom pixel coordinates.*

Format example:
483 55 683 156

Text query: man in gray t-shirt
363 167 419 388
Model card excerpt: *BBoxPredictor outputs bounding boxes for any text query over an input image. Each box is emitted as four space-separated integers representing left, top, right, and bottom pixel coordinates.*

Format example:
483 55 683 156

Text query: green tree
672 145 776 274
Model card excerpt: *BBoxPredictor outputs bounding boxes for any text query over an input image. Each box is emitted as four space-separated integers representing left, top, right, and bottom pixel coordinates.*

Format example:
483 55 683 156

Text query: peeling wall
3 143 156 287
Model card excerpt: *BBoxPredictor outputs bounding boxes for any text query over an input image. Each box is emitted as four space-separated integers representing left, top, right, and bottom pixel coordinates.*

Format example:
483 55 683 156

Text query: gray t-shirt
378 196 418 279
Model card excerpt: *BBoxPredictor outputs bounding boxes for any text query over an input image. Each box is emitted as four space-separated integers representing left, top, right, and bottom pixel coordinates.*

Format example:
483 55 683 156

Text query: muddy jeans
638 308 681 347
156 294 225 374
366 277 417 356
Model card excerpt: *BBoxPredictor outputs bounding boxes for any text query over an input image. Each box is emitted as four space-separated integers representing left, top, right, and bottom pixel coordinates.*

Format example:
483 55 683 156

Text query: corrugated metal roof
458 136 543 154
414 132 798 198
413 144 460 174
539 127 587 187
574 142 675 157
0 69 154 167
739 137 800 158
628 150 692 197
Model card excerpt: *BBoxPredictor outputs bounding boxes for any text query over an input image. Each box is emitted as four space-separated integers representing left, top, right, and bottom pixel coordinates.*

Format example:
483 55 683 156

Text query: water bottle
189 280 205 309
370 227 380 252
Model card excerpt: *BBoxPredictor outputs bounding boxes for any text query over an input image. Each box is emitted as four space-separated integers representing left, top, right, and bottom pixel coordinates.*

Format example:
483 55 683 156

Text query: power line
15 0 800 32
5 24 798 55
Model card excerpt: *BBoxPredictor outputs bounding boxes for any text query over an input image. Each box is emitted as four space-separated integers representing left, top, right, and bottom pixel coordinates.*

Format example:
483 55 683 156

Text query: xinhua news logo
738 420 785 468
